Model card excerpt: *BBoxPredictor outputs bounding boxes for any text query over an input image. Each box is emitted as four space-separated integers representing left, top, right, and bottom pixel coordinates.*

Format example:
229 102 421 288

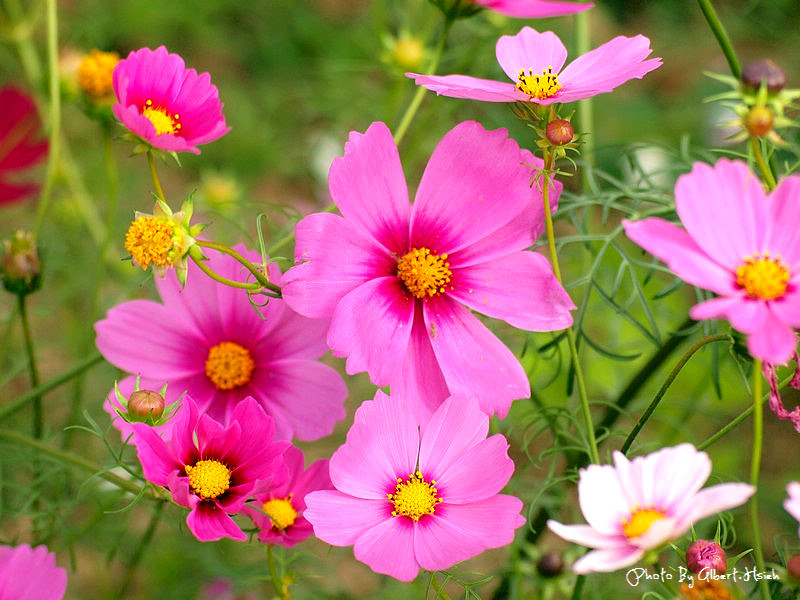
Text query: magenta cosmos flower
0 86 48 205
784 482 800 536
475 0 593 18
282 121 574 419
95 245 347 440
112 46 230 154
0 544 66 600
304 390 524 581
133 395 289 542
408 26 660 105
624 159 800 364
243 446 332 547
547 444 754 574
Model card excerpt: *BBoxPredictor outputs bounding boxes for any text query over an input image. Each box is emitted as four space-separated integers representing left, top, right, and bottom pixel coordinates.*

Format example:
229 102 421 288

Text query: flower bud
392 37 425 72
536 551 564 578
546 119 574 146
686 539 727 574
1 230 42 296
742 59 787 93
744 105 774 137
78 49 120 99
787 554 800 579
127 390 165 422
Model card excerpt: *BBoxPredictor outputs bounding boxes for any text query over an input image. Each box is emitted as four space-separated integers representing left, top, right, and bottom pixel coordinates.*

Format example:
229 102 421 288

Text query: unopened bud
127 390 165 422
745 105 774 137
742 59 787 93
787 554 800 579
2 230 41 296
537 551 564 578
686 539 727 574
546 119 574 146
393 37 425 72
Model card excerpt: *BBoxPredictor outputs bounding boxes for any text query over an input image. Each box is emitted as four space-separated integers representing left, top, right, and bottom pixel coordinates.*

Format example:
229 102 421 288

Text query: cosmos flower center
263 496 297 530
142 99 182 135
77 49 119 98
124 215 176 269
397 247 452 299
622 508 665 539
516 66 563 100
736 253 789 300
205 341 255 390
387 471 443 521
185 459 231 500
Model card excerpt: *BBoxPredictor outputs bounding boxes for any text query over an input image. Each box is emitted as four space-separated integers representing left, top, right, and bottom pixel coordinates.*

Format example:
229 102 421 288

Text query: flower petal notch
112 46 231 154
474 0 593 18
408 26 661 105
0 86 48 205
0 543 67 600
547 444 754 574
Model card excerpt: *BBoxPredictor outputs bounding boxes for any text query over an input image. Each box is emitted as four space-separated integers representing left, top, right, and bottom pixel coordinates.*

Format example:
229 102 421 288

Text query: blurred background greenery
1 0 800 598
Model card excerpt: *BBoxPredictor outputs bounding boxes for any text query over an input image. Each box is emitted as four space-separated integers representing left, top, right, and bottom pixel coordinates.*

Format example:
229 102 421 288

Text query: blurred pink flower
132 395 289 542
784 482 800 536
304 391 524 581
408 27 660 105
547 444 754 574
624 159 800 364
475 0 593 18
0 543 66 599
244 446 332 547
762 358 800 431
282 121 574 419
96 246 347 441
112 46 230 154
0 86 48 205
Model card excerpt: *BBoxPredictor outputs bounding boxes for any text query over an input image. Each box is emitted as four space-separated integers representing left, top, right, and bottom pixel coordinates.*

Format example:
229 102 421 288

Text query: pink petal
304 491 389 546
478 0 593 18
419 395 489 478
0 544 67 600
186 502 247 542
546 521 628 549
572 545 644 574
423 296 529 418
768 175 800 265
328 122 410 253
450 251 574 330
577 464 630 536
407 74 523 103
632 445 710 514
433 435 514 504
784 483 800 527
131 422 181 486
353 517 419 582
769 291 800 327
495 28 568 82
689 296 742 321
745 304 797 364
678 483 754 531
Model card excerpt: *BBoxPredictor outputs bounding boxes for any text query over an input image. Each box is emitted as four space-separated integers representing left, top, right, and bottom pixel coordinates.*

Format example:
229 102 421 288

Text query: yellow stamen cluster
142 99 182 135
736 252 790 300
124 215 177 270
516 66 563 100
263 496 298 530
205 341 255 390
679 579 732 600
388 471 443 521
77 49 120 97
622 508 665 539
397 247 452 299
185 459 231 500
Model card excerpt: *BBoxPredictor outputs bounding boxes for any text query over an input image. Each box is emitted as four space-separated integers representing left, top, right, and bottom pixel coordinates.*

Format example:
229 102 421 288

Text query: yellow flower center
622 508 665 539
142 99 182 135
77 49 120 97
736 253 790 300
387 471 443 521
263 496 298 530
516 66 563 100
185 459 231 500
124 215 176 269
397 247 452 299
205 341 255 390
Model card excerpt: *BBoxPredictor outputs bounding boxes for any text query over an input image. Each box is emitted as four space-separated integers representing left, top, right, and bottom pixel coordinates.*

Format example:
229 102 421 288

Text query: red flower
0 86 47 205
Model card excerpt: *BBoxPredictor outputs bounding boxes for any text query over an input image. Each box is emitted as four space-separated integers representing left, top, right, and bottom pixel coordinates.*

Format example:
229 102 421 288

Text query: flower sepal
428 0 482 19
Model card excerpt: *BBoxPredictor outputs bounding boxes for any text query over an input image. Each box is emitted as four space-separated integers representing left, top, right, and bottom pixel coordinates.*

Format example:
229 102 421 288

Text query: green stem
751 137 777 191
696 0 741 78
17 295 41 438
394 15 453 145
267 546 290 600
32 0 60 236
430 573 452 600
569 575 585 600
574 4 594 186
189 250 278 295
146 151 166 201
620 334 730 455
3 0 43 90
749 359 770 600
117 502 164 599
196 240 281 295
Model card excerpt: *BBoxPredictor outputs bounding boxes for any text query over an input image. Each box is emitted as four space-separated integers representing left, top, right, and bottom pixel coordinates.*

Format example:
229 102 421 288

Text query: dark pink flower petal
763 360 800 432
304 491 388 546
0 86 47 206
405 74 523 103
186 502 247 542
354 517 418 582
131 421 182 486
477 0 592 18
433 435 515 503
0 544 67 600
768 175 800 266
419 395 488 477
496 28 568 82
428 495 524 551
745 304 797 364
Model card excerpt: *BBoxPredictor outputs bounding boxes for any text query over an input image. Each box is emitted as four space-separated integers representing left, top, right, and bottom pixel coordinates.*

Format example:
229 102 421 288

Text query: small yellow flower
77 49 120 98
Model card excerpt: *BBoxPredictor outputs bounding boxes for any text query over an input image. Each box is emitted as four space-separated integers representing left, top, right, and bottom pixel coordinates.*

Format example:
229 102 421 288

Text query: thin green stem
32 0 60 236
574 4 594 186
394 16 453 145
696 0 741 78
117 502 164 598
569 575 585 600
17 295 41 438
190 253 264 291
620 334 730 455
749 359 770 600
267 546 290 600
430 573 452 600
196 240 281 295
146 151 166 202
751 137 777 191
3 0 43 90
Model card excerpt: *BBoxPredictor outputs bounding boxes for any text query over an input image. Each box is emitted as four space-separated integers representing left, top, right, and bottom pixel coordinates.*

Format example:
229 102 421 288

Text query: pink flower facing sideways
96 246 347 441
304 390 525 581
113 46 230 154
133 395 289 542
784 482 800 536
624 159 800 364
408 27 660 105
475 0 593 18
0 86 48 205
282 121 574 420
547 444 754 574
243 446 333 547
0 544 66 600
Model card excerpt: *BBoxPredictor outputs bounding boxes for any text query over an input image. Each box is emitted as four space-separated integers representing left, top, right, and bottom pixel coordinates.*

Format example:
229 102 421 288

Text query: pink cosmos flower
784 482 800 536
0 543 67 600
408 26 661 105
624 159 800 364
243 446 333 547
0 86 48 205
304 390 525 581
112 46 230 154
475 0 593 18
95 245 347 441
547 444 755 574
133 395 289 542
281 121 574 419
